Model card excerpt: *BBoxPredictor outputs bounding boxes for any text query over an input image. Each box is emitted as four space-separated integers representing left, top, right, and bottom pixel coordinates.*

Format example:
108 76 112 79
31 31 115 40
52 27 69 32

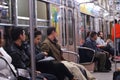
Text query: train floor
92 62 120 80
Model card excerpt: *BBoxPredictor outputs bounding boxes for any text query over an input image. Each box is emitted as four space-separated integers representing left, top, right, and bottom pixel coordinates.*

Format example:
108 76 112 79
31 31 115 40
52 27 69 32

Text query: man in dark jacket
83 31 110 72
6 27 57 80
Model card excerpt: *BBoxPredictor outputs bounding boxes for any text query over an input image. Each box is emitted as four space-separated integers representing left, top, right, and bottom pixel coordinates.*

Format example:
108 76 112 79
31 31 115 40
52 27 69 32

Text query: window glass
81 13 85 39
67 0 72 7
18 0 29 17
68 10 73 45
61 8 67 46
61 0 66 5
37 1 47 19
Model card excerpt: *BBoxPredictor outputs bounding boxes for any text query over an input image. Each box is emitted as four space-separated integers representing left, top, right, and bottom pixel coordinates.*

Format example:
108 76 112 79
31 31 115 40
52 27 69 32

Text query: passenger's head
115 19 118 24
90 31 97 40
34 30 42 45
97 31 103 38
11 27 26 42
47 27 57 40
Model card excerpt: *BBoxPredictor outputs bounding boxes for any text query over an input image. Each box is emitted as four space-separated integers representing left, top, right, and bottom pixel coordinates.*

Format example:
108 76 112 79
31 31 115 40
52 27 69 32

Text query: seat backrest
77 46 95 63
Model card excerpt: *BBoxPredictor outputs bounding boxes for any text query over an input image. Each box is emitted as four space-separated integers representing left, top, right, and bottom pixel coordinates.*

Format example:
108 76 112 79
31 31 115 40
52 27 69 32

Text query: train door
66 7 74 51
60 7 67 49
61 0 75 51
60 0 75 51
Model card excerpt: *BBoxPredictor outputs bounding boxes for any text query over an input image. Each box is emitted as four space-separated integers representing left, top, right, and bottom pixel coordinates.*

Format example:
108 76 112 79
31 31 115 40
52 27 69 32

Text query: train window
86 15 90 31
68 10 73 45
67 0 72 7
81 13 86 39
17 0 29 17
61 0 66 5
0 0 12 23
61 8 67 46
37 1 47 20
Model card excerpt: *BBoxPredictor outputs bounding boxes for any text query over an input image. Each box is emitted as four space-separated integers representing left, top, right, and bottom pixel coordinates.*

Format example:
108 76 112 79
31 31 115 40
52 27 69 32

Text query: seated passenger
0 31 16 80
83 31 111 72
6 27 58 80
40 27 96 80
96 31 115 56
23 29 74 80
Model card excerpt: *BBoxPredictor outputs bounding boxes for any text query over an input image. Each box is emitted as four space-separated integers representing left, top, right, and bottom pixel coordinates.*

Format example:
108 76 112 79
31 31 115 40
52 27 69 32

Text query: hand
43 52 48 56
106 39 111 43
35 71 41 74
43 78 47 80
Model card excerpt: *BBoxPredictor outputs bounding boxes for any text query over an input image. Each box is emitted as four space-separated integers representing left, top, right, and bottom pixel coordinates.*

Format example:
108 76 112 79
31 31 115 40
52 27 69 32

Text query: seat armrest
77 46 95 63
62 50 80 63
77 46 95 53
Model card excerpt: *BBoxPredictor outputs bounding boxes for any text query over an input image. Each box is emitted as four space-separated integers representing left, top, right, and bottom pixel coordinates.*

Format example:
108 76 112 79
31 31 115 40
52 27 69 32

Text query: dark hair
90 31 97 38
86 31 91 38
11 27 24 41
47 27 56 36
97 31 102 36
34 30 42 38
115 19 117 24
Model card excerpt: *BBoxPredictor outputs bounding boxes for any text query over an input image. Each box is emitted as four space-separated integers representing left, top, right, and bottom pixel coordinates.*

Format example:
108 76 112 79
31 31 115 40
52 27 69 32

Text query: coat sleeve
40 43 50 54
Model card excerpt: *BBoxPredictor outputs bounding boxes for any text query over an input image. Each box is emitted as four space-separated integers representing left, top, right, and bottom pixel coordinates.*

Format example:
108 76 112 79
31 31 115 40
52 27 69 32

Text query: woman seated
23 29 75 80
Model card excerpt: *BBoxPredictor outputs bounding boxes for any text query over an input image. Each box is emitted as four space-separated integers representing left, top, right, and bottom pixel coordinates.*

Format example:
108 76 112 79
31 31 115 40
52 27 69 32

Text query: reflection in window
0 0 11 23
68 10 73 45
61 8 67 46
37 1 47 19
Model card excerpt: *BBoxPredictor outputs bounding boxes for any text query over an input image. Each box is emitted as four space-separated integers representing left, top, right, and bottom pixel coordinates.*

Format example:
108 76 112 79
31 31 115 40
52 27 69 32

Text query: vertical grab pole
113 0 117 71
29 0 36 80
114 18 117 71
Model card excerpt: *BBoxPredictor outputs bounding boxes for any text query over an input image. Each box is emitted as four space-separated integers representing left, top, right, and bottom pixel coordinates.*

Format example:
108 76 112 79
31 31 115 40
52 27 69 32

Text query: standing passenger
111 19 120 54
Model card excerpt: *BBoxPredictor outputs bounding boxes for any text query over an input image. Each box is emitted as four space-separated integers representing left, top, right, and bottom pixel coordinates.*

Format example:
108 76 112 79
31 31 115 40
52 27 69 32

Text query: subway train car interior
0 0 120 80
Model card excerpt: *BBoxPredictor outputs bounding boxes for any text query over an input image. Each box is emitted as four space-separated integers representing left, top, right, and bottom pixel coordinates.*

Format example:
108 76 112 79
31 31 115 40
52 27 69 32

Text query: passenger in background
111 19 120 54
6 27 58 80
96 31 115 56
83 31 110 72
24 29 75 80
40 27 96 80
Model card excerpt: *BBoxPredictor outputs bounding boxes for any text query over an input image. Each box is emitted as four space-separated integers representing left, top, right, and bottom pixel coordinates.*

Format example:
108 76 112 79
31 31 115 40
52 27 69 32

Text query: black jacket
6 43 30 69
22 41 45 62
